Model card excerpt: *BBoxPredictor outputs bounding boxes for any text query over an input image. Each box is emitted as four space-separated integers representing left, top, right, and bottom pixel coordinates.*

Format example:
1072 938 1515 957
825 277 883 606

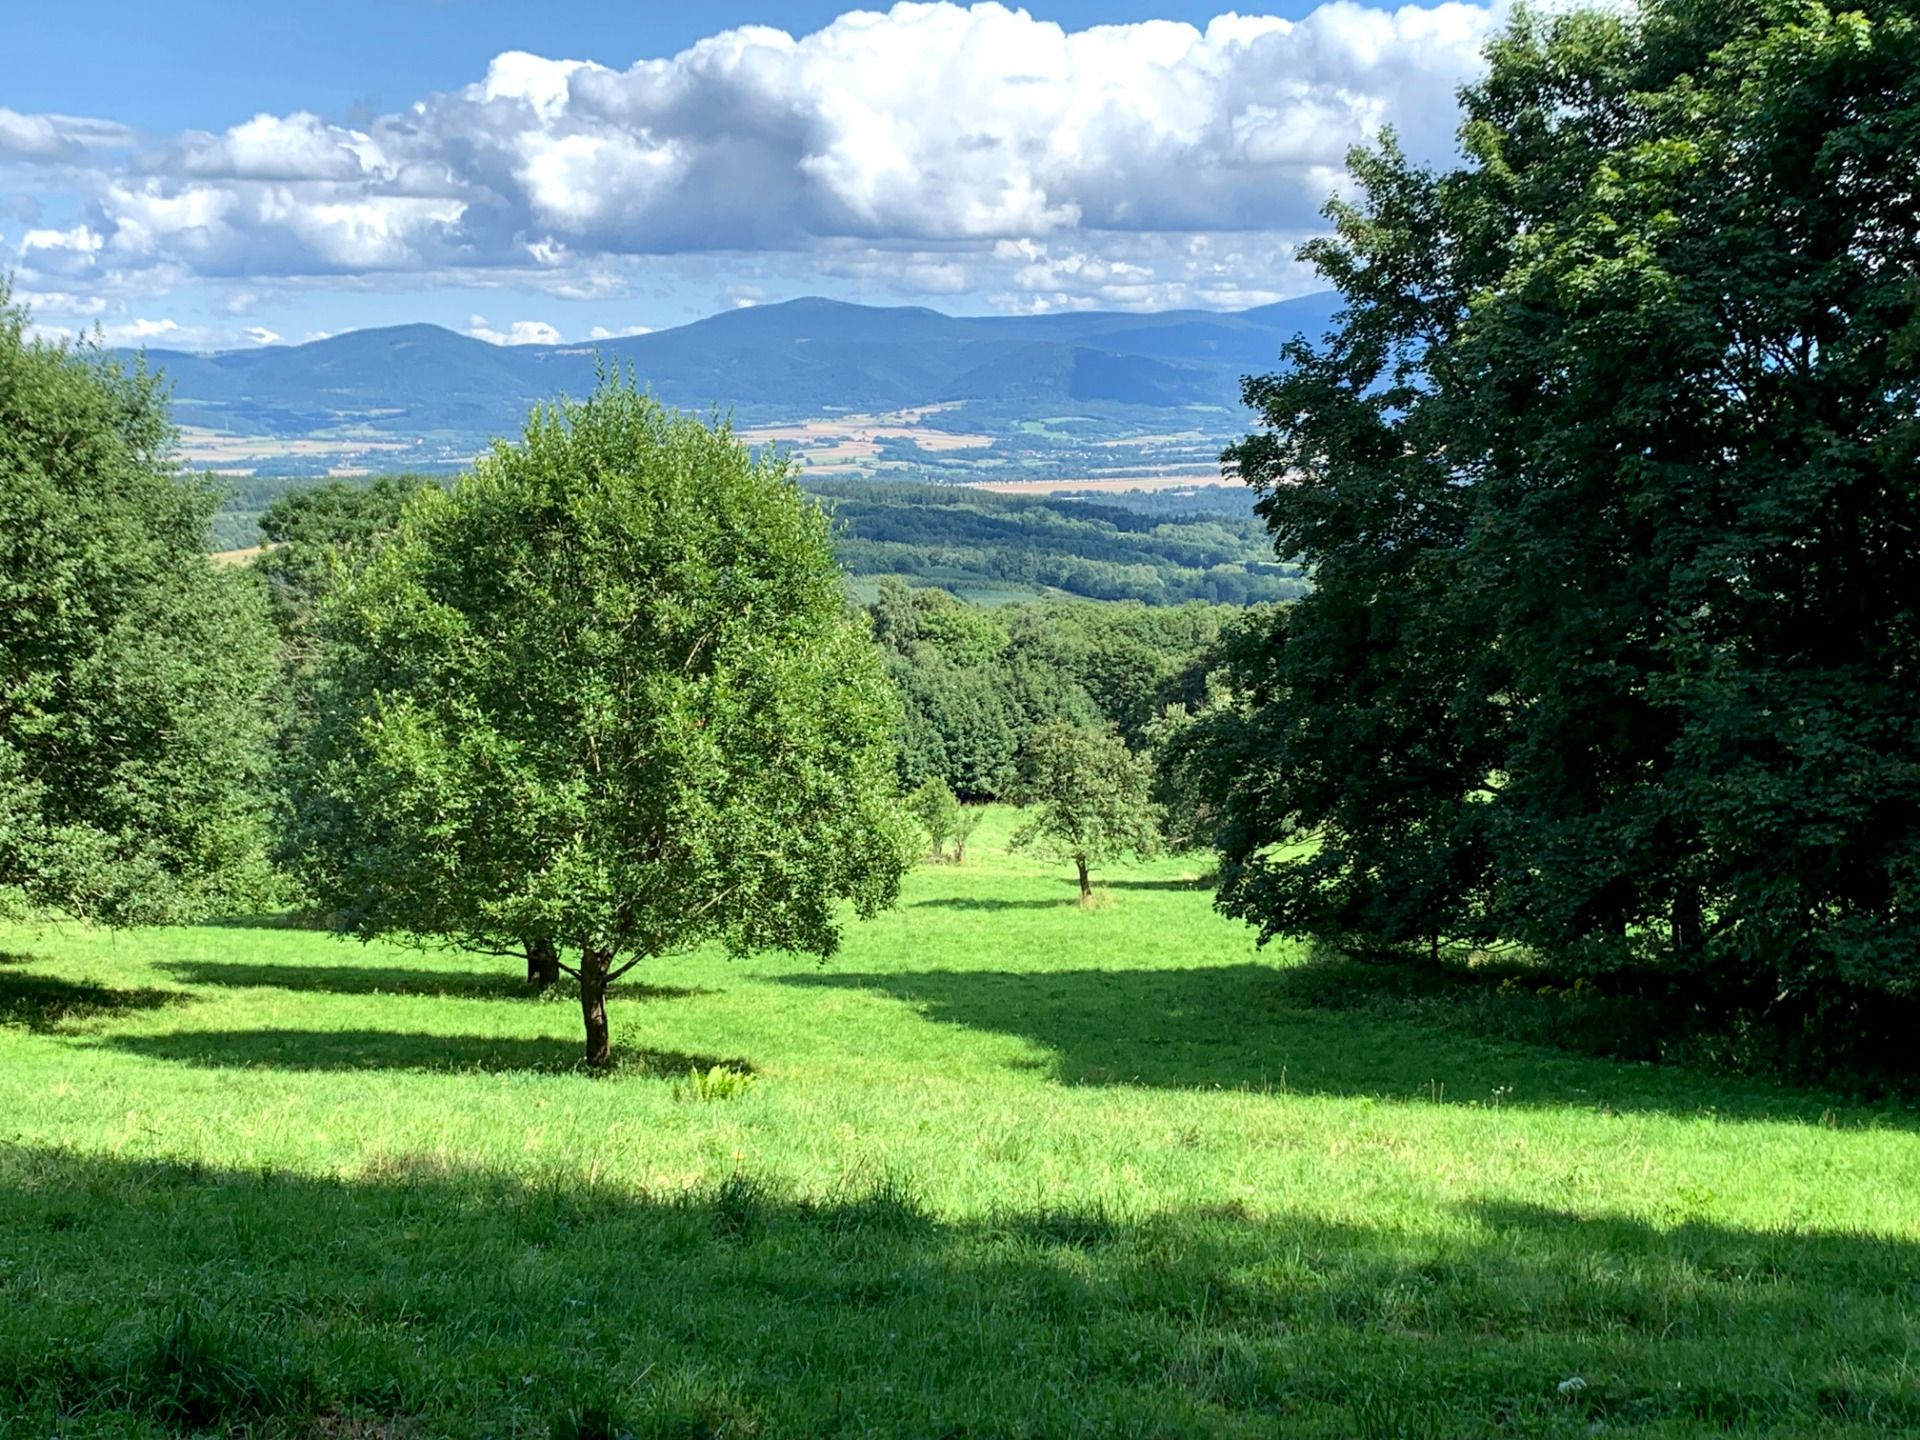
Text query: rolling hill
140 292 1340 444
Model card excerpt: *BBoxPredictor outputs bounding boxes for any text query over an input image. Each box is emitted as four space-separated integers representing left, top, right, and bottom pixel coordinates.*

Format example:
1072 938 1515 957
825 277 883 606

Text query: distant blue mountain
139 291 1341 439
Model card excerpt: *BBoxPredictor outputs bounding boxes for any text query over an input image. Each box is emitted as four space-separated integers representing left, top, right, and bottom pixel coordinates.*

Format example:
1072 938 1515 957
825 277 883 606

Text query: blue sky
11 2 1334 130
3 1 1498 350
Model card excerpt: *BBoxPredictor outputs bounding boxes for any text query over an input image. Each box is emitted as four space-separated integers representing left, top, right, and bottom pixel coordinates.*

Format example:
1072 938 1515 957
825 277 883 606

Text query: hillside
813 479 1300 606
139 293 1341 473
209 473 1293 607
7 812 1915 1437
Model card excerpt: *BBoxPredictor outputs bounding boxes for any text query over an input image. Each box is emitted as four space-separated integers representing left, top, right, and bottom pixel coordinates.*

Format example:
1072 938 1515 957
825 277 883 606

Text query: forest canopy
1174 0 1920 1047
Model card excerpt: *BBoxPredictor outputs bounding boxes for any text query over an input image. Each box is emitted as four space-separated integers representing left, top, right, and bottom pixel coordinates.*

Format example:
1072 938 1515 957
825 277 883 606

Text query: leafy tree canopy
1012 723 1161 900
293 376 912 1064
875 589 1235 801
908 777 963 861
1204 0 1920 1010
0 285 276 925
255 475 436 644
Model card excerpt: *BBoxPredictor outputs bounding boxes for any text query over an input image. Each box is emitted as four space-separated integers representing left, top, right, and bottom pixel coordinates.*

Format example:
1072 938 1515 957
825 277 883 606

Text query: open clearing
3 808 1916 1437
736 414 995 474
208 543 272 566
736 419 991 452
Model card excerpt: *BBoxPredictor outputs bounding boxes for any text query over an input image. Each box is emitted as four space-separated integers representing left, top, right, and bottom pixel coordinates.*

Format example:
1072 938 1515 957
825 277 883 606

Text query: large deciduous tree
0 287 277 925
1208 0 1920 1008
293 377 911 1065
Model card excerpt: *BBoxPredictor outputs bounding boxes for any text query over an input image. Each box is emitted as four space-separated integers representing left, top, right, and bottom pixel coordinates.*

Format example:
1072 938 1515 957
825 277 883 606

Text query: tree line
218 472 1305 608
812 479 1305 606
869 581 1233 800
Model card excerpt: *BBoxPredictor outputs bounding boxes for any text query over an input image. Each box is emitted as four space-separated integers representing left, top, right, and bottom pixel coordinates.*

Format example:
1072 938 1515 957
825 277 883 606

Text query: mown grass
2 808 1916 1438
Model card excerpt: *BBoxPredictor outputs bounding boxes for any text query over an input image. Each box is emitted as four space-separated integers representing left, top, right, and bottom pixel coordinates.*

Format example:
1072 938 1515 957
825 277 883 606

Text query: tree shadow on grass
908 898 1069 912
777 964 1916 1125
0 1144 1915 1437
1057 875 1215 892
93 1029 748 1078
193 912 332 931
0 973 191 1034
155 960 705 1004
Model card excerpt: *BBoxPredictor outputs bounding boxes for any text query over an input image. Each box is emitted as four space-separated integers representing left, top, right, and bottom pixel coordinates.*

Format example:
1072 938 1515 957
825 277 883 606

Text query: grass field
2 809 1916 1438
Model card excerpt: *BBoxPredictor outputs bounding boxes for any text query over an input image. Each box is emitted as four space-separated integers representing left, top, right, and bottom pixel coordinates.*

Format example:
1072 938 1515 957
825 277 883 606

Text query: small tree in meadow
950 803 983 865
908 777 962 861
293 376 912 1066
1012 723 1160 901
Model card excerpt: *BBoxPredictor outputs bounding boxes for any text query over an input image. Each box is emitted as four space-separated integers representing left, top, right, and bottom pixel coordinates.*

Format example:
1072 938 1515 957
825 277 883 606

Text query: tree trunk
1672 883 1705 967
525 937 560 990
579 946 612 1069
1075 856 1092 901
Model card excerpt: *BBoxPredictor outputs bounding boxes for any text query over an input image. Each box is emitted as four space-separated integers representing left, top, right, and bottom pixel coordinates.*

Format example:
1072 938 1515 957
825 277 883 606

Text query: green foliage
888 649 1023 800
813 479 1307 605
876 589 1235 801
252 475 434 854
292 374 911 1063
208 470 460 552
908 777 963 861
905 777 984 865
254 475 436 640
950 802 984 864
1146 606 1282 854
0 285 277 925
867 575 922 652
1206 0 1920 1015
903 583 1009 667
673 1063 759 1104
1012 723 1161 897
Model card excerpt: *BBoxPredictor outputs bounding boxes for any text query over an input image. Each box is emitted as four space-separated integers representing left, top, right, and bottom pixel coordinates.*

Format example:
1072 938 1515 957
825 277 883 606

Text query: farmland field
2 809 1916 1438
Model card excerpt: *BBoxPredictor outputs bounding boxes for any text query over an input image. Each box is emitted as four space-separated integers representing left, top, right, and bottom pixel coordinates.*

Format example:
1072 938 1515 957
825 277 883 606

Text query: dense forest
1156 0 1920 1076
814 480 1302 605
217 472 1301 606
864 579 1245 799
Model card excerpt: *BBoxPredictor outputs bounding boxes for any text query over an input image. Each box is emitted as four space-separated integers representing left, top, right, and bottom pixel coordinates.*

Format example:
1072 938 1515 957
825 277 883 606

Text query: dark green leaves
1200 0 1920 1009
0 286 277 926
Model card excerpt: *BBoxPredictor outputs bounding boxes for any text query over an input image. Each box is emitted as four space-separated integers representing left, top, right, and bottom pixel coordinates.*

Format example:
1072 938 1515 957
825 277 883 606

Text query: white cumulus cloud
3 2 1501 312
466 314 563 345
0 107 136 161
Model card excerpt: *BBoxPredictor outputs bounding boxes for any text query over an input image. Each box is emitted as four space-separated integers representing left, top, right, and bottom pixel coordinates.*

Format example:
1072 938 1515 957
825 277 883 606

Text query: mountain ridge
138 292 1340 442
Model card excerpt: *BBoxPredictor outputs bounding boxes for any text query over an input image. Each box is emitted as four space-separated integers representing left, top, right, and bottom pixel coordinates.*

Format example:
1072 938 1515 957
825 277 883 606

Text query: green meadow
2 809 1916 1438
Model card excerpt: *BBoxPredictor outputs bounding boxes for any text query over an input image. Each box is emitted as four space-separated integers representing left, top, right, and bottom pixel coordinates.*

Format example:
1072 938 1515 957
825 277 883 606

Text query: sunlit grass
3 808 1916 1436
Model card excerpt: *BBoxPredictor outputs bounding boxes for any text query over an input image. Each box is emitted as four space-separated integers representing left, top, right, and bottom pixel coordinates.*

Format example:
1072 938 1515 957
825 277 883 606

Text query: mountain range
138 292 1340 441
